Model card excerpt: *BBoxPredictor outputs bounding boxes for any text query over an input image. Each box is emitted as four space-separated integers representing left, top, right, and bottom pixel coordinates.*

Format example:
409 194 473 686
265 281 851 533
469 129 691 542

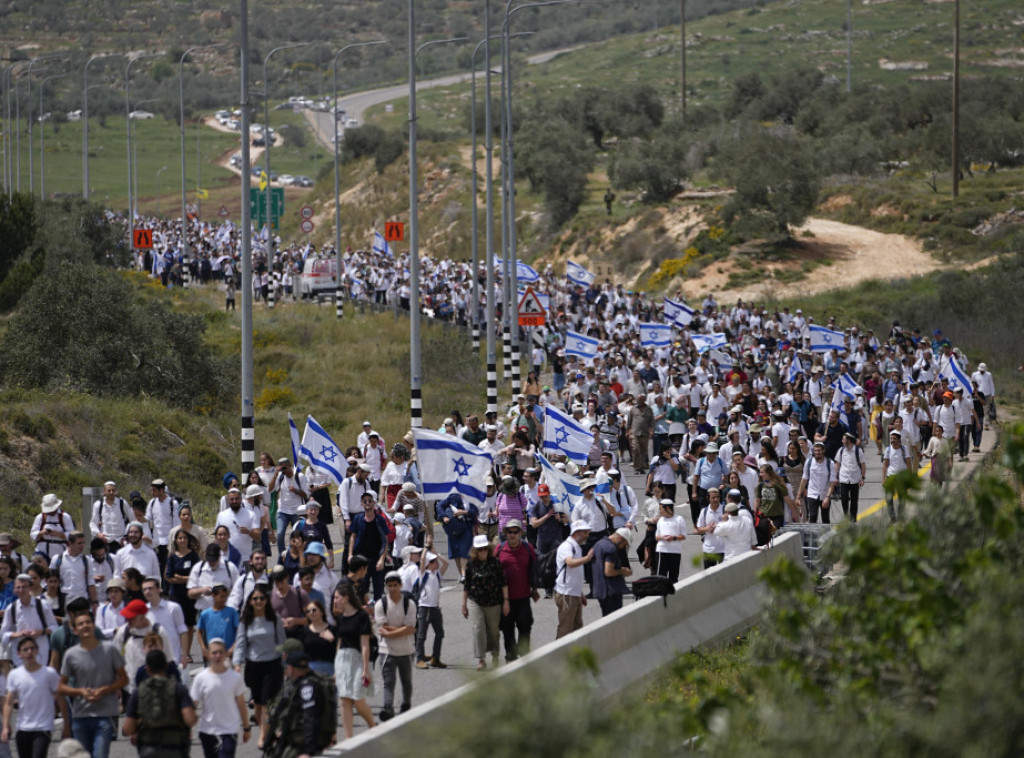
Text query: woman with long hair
781 442 806 522
755 465 798 528
165 529 201 662
168 503 209 553
332 581 375 739
461 535 509 671
232 585 284 749
297 598 335 677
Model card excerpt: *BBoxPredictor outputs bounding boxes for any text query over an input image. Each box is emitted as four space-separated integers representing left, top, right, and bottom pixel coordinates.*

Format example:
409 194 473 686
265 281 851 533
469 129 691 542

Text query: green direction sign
249 187 284 228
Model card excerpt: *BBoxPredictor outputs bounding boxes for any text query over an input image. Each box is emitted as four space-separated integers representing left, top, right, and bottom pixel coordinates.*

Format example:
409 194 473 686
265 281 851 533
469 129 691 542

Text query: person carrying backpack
374 572 416 721
122 649 196 758
265 651 334 758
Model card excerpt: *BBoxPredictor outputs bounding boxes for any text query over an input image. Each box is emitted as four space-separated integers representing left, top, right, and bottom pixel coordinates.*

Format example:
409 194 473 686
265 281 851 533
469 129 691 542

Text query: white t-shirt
190 667 245 735
146 600 188 663
834 445 862 484
7 665 59 731
883 444 909 476
215 507 258 563
417 569 442 609
696 506 725 555
655 515 687 555
554 537 585 597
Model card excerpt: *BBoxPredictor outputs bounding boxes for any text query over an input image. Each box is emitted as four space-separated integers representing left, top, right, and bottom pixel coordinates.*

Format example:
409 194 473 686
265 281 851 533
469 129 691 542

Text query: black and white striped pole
239 0 255 475
484 0 499 415
267 271 275 309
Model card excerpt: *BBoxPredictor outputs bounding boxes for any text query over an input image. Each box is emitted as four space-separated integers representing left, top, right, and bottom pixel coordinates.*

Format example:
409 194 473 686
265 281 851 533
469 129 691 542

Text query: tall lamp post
408 25 470 430
130 98 159 223
333 39 389 320
263 42 312 259
125 53 161 263
156 165 167 216
2 64 15 196
239 0 255 476
39 73 66 199
470 31 533 355
83 53 121 200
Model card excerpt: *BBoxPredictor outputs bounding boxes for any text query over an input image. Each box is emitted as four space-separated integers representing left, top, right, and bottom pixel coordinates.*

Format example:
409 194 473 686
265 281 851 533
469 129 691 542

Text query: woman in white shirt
653 499 686 583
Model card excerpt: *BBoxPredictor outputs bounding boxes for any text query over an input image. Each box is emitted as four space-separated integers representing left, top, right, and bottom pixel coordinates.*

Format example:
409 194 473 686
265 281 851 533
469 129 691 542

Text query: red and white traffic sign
300 205 314 220
518 287 546 327
300 219 314 234
218 205 229 218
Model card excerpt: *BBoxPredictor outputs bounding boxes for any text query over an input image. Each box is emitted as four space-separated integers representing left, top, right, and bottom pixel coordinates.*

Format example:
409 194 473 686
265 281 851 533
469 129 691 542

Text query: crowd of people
3 212 995 756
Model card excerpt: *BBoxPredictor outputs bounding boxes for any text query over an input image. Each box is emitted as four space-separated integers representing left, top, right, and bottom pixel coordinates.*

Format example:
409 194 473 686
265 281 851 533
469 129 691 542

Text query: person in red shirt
495 520 538 662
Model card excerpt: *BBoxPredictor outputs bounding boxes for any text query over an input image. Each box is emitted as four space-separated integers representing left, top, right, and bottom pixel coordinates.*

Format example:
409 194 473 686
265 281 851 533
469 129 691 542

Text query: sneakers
458 575 465 584
429 657 447 669
379 708 394 722
416 660 430 669
475 660 486 671
400 703 411 714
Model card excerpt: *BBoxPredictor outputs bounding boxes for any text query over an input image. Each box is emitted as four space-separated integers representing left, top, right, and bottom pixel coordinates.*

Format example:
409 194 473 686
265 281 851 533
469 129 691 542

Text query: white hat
579 478 597 490
358 463 372 473
724 502 740 513
296 504 307 515
426 552 439 562
41 493 62 513
472 534 490 549
362 421 372 427
245 484 264 499
614 527 631 541
978 362 987 371
705 443 720 453
570 520 590 533
393 512 406 523
730 405 743 414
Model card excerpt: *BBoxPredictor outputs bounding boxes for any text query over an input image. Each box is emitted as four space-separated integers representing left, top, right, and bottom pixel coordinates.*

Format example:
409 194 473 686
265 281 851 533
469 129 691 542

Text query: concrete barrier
325 532 804 757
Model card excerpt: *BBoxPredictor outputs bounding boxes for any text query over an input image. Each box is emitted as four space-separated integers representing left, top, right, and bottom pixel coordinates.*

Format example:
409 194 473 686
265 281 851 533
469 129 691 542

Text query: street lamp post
2 65 14 196
156 165 167 216
470 31 534 357
408 24 470 430
39 73 66 199
83 54 121 199
333 40 388 320
131 98 159 224
125 53 160 264
239 0 255 475
263 42 312 268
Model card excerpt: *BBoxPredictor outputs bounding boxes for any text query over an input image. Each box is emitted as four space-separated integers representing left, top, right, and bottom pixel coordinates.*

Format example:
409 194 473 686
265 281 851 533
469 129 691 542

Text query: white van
301 257 338 297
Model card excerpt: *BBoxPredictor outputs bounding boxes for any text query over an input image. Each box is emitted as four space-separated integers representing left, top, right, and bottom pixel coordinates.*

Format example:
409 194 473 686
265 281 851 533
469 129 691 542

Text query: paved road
306 47 580 147
80 421 998 758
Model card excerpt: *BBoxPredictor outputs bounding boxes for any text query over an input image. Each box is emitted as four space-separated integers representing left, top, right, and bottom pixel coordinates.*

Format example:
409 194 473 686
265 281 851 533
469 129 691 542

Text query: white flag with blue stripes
412 429 494 505
300 415 345 485
537 454 580 515
564 330 599 361
663 297 695 327
640 322 673 348
808 324 846 353
691 332 727 354
288 413 303 467
829 373 860 409
372 231 394 257
542 405 591 465
939 357 972 396
517 261 540 283
785 357 802 384
566 260 595 287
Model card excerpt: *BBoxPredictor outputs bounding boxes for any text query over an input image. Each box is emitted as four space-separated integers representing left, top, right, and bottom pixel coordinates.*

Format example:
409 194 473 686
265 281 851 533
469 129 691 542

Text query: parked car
295 176 314 188
277 174 296 186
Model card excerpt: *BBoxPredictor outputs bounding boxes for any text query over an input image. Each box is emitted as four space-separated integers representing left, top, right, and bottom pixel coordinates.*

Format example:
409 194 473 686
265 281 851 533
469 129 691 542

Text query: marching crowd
4 214 996 758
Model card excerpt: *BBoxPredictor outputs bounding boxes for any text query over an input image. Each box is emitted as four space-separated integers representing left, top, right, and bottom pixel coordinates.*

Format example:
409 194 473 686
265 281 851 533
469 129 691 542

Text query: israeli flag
829 373 860 409
300 415 345 485
691 333 727 354
939 357 972 395
413 429 494 506
372 231 394 257
517 261 540 283
640 322 673 348
564 330 599 361
785 357 802 384
808 325 846 353
288 413 303 467
566 260 595 287
542 405 592 465
663 297 695 327
536 454 580 515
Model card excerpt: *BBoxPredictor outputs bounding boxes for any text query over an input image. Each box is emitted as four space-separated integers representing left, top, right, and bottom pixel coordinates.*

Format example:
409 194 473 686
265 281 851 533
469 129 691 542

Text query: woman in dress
232 586 284 749
298 599 335 677
168 504 209 553
332 581 375 739
245 470 274 555
165 529 201 661
461 535 509 671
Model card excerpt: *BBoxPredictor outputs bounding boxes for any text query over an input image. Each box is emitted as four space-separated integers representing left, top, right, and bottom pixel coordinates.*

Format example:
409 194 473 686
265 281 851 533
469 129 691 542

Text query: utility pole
951 0 960 198
239 0 255 474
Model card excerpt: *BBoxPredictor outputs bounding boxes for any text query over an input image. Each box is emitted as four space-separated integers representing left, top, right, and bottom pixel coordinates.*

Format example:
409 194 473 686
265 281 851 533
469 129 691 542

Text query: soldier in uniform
265 651 333 758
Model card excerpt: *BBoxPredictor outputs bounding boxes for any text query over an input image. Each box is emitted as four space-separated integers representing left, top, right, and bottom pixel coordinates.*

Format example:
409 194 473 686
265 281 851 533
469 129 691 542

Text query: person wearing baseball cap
494 519 537 662
553 521 595 639
591 527 633 617
528 483 566 598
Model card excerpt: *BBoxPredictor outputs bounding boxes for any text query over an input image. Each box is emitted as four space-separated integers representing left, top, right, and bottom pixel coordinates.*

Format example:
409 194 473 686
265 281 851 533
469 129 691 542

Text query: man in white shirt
970 362 996 427
89 482 132 551
215 488 258 566
337 465 372 531
554 521 595 639
144 479 177 586
114 523 162 581
0 575 57 666
273 458 308 556
228 550 268 612
798 442 838 524
49 531 95 606
712 502 757 561
187 544 241 613
141 577 188 667
881 430 910 522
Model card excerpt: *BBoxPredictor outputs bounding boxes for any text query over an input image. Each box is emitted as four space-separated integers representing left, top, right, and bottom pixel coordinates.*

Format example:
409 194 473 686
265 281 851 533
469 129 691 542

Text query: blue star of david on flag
299 415 344 485
542 406 591 465
320 445 337 463
413 429 494 506
808 324 846 353
452 456 472 477
554 426 571 446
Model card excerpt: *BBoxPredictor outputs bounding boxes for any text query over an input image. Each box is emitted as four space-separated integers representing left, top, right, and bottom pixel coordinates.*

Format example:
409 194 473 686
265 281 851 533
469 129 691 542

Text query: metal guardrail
776 523 836 578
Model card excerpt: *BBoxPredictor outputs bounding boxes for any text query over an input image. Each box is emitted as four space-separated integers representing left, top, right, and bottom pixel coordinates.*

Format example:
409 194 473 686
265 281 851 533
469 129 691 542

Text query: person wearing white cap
30 494 76 560
970 362 995 427
356 422 384 452
89 482 132 553
414 548 449 670
711 501 758 561
215 488 259 566
495 520 537 662
461 535 508 672
591 528 633 617
554 521 595 639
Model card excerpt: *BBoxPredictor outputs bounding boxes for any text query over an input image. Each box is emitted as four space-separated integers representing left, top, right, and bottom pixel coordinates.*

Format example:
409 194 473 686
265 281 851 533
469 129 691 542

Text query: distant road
306 46 580 146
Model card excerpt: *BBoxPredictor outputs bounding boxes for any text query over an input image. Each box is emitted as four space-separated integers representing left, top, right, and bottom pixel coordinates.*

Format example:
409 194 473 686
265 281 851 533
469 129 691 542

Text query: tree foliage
517 116 594 228
610 120 690 202
0 264 236 410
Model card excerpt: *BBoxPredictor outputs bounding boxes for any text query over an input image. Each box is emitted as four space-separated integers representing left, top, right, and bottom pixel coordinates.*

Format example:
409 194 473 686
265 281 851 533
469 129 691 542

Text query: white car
129 110 155 120
277 174 296 186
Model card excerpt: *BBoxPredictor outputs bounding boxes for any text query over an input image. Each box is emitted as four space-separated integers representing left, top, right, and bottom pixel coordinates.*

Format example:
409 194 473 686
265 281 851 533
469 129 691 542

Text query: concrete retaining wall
326 532 804 757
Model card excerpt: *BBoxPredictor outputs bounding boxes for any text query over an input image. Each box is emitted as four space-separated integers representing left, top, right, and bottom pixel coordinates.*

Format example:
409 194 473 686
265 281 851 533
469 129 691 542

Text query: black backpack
535 549 563 592
632 575 676 606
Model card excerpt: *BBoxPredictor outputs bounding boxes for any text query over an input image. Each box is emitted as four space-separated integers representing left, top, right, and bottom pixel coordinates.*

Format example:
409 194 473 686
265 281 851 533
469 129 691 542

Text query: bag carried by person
137 676 189 747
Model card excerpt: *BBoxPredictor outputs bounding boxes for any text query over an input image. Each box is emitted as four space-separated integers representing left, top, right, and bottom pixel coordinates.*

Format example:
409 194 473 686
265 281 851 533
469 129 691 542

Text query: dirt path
679 217 942 301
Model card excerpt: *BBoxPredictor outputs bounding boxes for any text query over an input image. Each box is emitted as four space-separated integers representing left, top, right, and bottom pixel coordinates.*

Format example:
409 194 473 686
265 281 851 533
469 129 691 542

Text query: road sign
133 229 153 249
259 172 269 191
384 221 404 242
518 286 546 327
300 205 314 220
249 187 285 228
300 219 314 234
218 205 229 218
196 188 209 199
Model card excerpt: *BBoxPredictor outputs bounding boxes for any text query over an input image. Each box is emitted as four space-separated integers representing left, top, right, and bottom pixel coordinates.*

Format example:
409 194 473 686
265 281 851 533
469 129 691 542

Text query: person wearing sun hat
553 521 594 639
31 494 76 560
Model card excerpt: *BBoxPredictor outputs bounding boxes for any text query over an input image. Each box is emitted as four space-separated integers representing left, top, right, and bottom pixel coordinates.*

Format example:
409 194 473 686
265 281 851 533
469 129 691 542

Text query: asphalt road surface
48 427 994 758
